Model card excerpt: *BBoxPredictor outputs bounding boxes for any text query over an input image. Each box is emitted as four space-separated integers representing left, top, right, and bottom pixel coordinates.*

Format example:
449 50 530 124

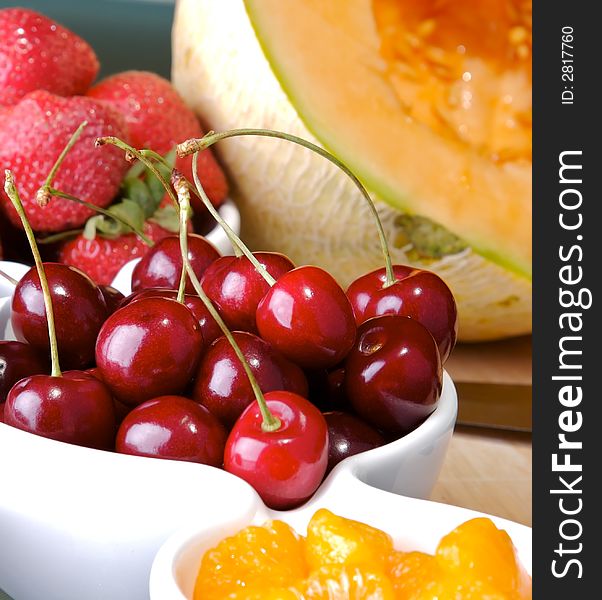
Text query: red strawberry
0 8 99 106
0 90 129 232
58 221 173 286
55 156 191 285
87 70 228 210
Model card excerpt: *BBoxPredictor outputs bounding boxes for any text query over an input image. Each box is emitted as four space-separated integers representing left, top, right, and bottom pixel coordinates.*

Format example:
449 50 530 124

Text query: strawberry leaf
123 158 146 181
122 176 158 219
79 149 179 241
148 204 182 233
146 149 176 204
83 199 145 240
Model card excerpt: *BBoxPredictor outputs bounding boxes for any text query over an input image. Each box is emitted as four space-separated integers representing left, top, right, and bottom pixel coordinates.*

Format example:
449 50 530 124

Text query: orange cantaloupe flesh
245 0 532 278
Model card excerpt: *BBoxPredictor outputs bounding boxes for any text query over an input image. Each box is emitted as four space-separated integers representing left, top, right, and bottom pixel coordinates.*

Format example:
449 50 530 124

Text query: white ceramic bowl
0 199 457 599
150 473 531 600
0 377 456 600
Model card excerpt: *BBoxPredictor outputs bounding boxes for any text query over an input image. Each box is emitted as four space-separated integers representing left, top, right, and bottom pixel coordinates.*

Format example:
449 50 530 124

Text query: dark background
0 0 174 78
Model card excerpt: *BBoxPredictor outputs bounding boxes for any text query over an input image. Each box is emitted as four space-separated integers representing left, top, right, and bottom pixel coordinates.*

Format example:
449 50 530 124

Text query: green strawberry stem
4 171 62 378
142 148 243 259
48 189 153 246
178 128 397 287
37 120 87 204
172 171 190 304
191 151 275 286
174 185 281 433
0 268 18 287
95 137 179 208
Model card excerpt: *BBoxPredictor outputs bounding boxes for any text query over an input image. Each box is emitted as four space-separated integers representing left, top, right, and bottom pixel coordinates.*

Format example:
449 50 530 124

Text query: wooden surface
431 426 532 526
445 336 532 431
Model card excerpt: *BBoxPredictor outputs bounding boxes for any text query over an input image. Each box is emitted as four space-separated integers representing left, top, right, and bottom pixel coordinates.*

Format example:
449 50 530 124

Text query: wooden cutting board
445 336 532 431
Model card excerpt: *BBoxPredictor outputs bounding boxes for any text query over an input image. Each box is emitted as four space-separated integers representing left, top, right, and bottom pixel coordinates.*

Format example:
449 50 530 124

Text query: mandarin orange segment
305 509 393 572
387 550 442 599
303 564 395 599
193 520 307 600
229 587 306 600
436 517 532 599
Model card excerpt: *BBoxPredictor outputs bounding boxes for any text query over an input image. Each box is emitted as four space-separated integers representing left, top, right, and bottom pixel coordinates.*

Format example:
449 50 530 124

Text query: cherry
99 284 125 315
346 266 458 363
224 391 328 510
0 341 48 402
2 170 116 449
256 266 356 369
116 395 227 466
306 366 348 412
323 411 385 474
193 331 308 428
131 234 220 293
124 287 221 345
11 263 108 369
85 366 132 426
201 252 294 333
344 315 442 435
5 370 116 449
177 177 326 508
95 297 203 406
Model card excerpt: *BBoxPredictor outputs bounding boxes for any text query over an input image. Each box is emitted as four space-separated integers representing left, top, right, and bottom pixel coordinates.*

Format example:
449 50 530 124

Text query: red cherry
131 234 220 293
323 411 385 474
306 366 348 412
224 391 328 510
124 287 221 345
85 366 131 426
11 263 108 369
201 252 294 333
193 331 308 428
95 297 203 406
99 284 125 315
346 266 457 362
0 341 48 402
4 370 116 449
256 266 356 369
344 315 442 435
116 395 227 466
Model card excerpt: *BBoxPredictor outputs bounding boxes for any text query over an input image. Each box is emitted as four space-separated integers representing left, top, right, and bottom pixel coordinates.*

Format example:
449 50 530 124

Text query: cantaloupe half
172 0 532 340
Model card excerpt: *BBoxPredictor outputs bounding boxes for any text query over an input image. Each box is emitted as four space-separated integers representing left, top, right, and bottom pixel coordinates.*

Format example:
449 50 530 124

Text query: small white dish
150 469 531 600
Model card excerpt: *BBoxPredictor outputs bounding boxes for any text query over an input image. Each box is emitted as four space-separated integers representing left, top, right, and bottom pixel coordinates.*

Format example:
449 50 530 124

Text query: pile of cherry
0 132 457 512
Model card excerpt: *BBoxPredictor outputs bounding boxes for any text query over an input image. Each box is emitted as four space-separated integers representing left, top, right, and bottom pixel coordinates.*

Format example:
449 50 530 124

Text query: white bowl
0 377 456 600
150 471 531 600
0 198 457 599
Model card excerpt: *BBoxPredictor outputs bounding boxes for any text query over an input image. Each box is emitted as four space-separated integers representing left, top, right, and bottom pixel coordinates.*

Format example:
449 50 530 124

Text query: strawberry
58 221 171 286
0 8 99 106
54 152 188 285
87 70 228 210
0 90 129 232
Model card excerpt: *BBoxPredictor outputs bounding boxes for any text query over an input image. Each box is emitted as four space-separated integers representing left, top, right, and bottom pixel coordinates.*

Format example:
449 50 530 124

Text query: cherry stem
46 189 154 246
34 122 151 245
178 128 396 287
0 268 18 287
147 148 244 259
192 151 274 283
95 136 179 208
141 148 243 259
172 171 189 304
38 120 87 202
174 185 281 433
5 171 62 378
